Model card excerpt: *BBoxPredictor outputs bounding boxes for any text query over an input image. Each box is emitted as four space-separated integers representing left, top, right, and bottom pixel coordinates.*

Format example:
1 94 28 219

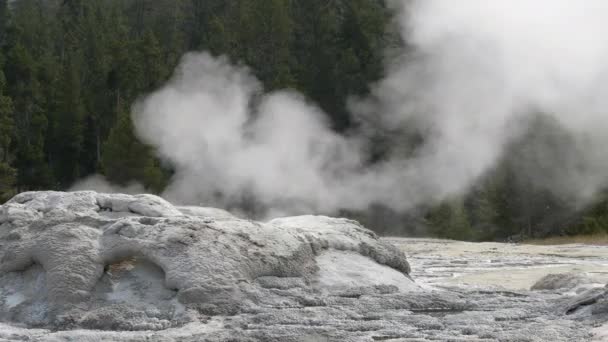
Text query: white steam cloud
130 1 608 216
133 55 363 215
371 0 608 202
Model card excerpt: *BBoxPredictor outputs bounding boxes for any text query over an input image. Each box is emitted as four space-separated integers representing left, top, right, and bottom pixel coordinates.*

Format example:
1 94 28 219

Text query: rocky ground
390 238 608 341
0 192 607 341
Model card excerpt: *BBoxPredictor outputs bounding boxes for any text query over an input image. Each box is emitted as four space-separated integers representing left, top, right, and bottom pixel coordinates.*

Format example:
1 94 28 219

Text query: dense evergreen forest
0 0 606 241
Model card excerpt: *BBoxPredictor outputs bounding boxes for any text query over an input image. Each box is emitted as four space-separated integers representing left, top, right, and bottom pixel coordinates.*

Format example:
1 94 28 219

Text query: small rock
531 273 594 292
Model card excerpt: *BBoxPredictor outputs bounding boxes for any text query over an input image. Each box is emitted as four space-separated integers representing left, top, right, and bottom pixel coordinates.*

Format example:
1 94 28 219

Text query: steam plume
130 1 608 216
133 55 363 215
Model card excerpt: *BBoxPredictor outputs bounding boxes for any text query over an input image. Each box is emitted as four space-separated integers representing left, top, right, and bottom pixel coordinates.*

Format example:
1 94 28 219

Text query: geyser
0 192 605 341
123 0 608 218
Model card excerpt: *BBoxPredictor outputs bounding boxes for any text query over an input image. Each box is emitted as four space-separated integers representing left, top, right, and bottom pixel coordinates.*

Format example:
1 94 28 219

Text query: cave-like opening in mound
95 257 178 304
77 257 186 331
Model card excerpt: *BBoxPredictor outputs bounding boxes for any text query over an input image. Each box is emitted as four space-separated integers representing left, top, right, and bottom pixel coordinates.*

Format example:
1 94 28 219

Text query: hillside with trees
1 0 606 241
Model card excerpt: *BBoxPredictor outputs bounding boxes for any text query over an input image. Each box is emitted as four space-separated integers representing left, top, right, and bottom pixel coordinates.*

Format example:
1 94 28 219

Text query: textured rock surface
532 273 595 292
0 192 607 341
0 191 411 332
389 238 608 342
563 285 608 321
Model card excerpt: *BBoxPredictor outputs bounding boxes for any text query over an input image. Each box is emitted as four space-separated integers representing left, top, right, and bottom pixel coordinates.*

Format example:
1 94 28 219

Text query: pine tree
428 199 474 241
0 61 15 201
101 109 164 193
49 56 86 187
4 35 53 190
0 0 9 46
469 170 506 240
291 0 388 130
0 67 13 160
138 30 168 92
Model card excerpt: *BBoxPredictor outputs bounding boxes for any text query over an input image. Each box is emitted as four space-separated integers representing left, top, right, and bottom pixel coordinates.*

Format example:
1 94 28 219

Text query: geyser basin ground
0 192 606 341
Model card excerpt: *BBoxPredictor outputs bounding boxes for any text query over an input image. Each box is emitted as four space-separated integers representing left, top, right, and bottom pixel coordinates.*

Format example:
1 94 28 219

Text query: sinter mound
0 191 412 331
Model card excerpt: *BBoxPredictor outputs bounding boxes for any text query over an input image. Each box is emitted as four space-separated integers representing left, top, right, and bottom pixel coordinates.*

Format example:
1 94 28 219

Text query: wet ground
391 238 608 341
389 238 608 290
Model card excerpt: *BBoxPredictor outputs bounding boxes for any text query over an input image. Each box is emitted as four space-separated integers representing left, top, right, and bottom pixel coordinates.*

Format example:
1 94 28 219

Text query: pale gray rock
175 206 235 220
269 216 410 275
562 285 608 321
97 193 183 217
531 272 594 292
0 191 412 333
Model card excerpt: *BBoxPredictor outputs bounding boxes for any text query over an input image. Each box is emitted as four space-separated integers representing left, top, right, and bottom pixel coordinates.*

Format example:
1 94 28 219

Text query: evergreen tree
0 0 9 46
237 0 294 89
292 0 387 130
101 109 164 193
4 36 53 190
469 169 508 240
0 60 15 201
138 30 168 91
428 199 474 241
49 55 86 187
0 65 13 161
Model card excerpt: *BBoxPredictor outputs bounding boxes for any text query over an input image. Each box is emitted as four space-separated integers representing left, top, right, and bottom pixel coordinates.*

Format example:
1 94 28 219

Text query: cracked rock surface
0 192 607 341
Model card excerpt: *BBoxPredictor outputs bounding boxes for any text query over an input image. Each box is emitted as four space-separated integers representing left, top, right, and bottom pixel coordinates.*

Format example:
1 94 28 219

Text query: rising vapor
373 0 608 204
130 0 608 216
132 55 364 216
